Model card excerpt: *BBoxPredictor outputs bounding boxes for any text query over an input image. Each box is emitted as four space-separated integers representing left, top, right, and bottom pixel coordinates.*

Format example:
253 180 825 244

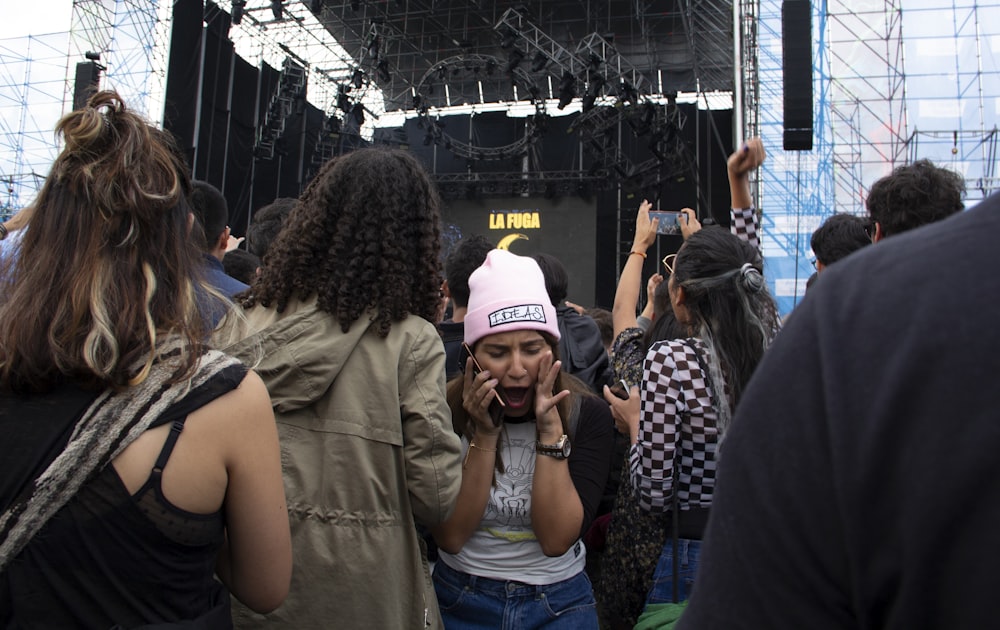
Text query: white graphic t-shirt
437 420 586 585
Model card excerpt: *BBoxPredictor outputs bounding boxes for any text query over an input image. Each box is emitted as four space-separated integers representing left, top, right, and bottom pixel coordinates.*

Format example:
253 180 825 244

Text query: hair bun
739 262 765 294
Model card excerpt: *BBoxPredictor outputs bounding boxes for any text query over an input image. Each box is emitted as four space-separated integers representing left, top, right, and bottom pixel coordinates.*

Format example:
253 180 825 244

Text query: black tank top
0 364 246 629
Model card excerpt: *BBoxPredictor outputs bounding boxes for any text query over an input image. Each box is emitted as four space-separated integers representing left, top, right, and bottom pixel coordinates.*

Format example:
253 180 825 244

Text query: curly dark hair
866 159 965 238
242 148 443 337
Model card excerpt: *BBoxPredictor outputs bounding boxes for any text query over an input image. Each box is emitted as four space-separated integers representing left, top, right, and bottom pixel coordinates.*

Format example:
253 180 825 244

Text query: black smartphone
461 342 506 426
609 379 631 401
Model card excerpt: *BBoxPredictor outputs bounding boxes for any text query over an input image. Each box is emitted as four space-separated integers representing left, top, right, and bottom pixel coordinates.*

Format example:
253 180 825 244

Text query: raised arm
728 137 766 250
612 199 658 339
529 353 582 556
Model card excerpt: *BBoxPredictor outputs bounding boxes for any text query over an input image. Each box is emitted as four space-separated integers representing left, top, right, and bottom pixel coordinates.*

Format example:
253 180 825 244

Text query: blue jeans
645 538 702 605
433 560 599 630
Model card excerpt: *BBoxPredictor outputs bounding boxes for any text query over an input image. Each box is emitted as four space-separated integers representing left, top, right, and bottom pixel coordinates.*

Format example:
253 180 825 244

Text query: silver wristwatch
536 434 571 460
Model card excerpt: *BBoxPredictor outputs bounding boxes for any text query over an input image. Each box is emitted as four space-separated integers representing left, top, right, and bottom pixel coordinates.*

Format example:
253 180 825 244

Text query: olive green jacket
215 296 462 629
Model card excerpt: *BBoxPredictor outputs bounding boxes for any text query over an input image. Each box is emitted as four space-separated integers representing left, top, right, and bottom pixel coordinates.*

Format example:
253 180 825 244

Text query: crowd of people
0 88 987 630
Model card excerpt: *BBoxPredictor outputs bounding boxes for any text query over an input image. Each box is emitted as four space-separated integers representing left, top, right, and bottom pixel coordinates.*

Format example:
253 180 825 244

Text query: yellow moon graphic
497 233 528 251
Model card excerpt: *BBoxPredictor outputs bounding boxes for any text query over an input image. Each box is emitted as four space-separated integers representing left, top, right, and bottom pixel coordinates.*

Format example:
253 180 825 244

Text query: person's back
214 147 462 629
0 91 290 629
190 180 249 299
678 194 1000 630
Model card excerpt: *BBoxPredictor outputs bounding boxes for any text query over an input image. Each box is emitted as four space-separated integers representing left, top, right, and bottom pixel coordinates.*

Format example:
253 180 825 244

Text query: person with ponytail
604 138 780 611
0 91 291 628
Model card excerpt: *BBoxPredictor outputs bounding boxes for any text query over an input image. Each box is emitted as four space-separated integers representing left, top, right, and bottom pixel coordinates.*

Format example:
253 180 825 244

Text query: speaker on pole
782 0 813 151
73 58 104 111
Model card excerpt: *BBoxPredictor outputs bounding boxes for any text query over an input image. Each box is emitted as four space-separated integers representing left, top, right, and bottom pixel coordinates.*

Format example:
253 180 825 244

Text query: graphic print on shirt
482 430 536 542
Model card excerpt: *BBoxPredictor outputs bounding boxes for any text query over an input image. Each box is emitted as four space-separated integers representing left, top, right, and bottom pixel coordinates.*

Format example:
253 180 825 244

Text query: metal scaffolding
747 0 1000 315
0 0 169 216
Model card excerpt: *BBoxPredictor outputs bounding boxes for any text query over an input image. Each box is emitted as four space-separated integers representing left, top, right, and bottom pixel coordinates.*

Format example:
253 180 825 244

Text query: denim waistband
434 559 583 599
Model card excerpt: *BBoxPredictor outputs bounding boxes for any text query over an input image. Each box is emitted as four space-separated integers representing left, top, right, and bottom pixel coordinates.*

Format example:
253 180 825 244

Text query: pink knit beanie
463 249 561 347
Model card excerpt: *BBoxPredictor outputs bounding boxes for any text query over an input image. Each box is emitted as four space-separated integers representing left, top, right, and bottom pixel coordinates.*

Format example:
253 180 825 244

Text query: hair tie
739 262 765 294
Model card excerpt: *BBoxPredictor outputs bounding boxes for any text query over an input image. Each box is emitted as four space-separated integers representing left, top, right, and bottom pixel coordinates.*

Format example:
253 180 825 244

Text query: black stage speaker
73 61 102 111
782 0 813 151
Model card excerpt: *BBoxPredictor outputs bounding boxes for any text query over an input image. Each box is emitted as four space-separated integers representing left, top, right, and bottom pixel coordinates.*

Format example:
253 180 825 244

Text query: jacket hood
215 296 375 413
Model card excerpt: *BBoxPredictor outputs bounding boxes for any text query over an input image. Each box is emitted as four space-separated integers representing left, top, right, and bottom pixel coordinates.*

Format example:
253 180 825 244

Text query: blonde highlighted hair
0 90 212 393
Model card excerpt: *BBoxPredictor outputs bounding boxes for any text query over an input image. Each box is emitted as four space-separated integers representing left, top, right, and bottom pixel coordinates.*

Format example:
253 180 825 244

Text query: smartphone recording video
461 342 507 426
649 210 683 235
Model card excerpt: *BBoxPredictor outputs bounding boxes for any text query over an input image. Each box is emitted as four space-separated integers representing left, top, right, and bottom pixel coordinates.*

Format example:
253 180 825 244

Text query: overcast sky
0 0 72 39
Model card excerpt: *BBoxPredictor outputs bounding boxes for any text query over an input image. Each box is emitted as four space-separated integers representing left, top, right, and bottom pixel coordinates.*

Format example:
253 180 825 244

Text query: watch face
538 435 571 459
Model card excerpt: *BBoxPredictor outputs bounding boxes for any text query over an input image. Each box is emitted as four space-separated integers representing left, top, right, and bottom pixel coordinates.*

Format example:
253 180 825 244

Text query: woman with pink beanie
429 249 615 630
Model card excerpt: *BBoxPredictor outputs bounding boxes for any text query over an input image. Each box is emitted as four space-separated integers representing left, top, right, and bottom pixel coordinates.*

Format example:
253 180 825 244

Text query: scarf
0 340 241 571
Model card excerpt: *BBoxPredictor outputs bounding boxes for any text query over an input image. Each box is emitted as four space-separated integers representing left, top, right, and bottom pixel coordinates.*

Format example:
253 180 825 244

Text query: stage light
499 27 518 49
352 68 364 89
530 51 548 72
557 71 576 110
526 82 541 103
412 93 422 109
231 0 245 24
619 79 638 105
376 59 390 82
271 0 282 20
485 58 497 76
310 0 323 13
505 49 524 73
352 104 365 126
337 85 351 112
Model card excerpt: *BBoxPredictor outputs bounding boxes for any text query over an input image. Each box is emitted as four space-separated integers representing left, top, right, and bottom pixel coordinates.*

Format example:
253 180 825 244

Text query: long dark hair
242 148 444 336
672 228 779 427
0 91 205 393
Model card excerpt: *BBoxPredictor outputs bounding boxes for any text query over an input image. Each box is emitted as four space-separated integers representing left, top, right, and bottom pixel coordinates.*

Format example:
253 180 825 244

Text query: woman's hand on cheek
535 351 569 438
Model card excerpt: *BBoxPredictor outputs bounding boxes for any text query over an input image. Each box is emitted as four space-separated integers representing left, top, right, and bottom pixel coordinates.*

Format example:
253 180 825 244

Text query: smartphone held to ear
649 210 686 235
461 342 507 427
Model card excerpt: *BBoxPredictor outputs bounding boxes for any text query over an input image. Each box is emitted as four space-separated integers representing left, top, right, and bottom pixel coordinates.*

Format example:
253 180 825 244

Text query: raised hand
534 350 570 439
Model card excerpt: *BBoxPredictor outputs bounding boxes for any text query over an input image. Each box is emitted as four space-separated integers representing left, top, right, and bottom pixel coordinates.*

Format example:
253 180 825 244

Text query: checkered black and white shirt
731 206 760 251
629 338 720 514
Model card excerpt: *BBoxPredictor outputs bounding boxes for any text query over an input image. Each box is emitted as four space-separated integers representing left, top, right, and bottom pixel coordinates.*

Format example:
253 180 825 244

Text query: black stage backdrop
441 196 598 308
